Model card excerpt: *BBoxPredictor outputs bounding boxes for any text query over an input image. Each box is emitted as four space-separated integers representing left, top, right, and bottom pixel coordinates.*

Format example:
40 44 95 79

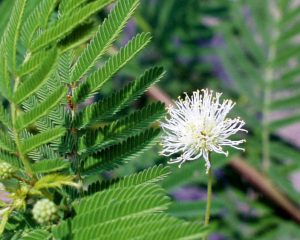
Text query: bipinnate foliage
218 0 300 161
51 166 208 240
0 0 208 239
215 0 300 233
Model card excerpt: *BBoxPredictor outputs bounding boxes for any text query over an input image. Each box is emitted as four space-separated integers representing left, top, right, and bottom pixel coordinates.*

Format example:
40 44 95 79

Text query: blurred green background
107 0 300 239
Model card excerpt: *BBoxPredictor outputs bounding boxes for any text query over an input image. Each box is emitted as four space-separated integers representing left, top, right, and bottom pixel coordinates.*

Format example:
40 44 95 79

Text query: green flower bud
0 162 15 180
32 199 58 225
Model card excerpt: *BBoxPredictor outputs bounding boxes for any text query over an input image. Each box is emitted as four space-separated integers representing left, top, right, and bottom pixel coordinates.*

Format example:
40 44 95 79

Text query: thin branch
230 157 300 223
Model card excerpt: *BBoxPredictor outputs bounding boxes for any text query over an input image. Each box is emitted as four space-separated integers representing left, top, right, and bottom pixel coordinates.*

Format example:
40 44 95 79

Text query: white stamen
160 89 246 173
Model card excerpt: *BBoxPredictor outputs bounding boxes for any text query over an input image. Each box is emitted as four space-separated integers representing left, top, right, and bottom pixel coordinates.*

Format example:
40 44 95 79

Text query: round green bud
32 199 58 225
0 162 15 180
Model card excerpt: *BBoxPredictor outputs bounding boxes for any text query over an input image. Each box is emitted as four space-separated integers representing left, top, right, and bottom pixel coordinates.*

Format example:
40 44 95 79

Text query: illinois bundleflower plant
160 89 246 234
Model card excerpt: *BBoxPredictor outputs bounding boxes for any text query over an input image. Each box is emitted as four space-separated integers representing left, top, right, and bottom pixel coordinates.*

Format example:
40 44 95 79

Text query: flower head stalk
160 89 246 173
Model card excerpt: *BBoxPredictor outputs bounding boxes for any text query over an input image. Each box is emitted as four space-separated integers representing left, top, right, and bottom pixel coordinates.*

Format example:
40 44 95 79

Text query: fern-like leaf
85 218 208 240
75 184 166 213
17 51 46 77
73 214 177 240
20 127 65 154
20 229 50 240
107 102 165 137
83 129 160 174
57 51 73 83
21 0 58 46
59 0 88 15
0 150 22 168
0 56 11 99
79 103 165 154
13 50 57 104
73 191 170 229
73 32 152 103
34 174 77 190
0 130 16 154
54 169 208 240
79 67 164 127
71 0 139 82
32 158 70 174
30 0 113 52
0 1 14 38
0 0 27 71
86 165 170 195
15 86 66 131
0 104 11 128
219 0 300 133
71 0 139 83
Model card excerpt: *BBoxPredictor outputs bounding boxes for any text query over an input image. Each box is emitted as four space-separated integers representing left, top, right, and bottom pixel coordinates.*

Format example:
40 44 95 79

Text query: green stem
68 86 84 197
262 44 275 173
13 174 33 186
262 1 281 173
11 77 33 176
203 155 212 240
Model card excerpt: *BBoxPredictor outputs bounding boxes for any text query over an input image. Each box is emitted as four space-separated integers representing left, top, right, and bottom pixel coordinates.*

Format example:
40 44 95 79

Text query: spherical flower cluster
0 162 15 180
32 199 58 224
160 89 246 173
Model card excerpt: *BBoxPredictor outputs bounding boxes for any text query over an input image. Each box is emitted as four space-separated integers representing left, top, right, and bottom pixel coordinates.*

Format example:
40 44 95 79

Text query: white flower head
160 89 246 173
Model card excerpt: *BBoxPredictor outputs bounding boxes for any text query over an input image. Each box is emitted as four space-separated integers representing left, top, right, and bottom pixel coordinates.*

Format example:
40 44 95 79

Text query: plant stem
68 85 84 196
11 77 33 176
13 174 33 186
262 2 280 173
203 155 212 240
262 44 274 172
